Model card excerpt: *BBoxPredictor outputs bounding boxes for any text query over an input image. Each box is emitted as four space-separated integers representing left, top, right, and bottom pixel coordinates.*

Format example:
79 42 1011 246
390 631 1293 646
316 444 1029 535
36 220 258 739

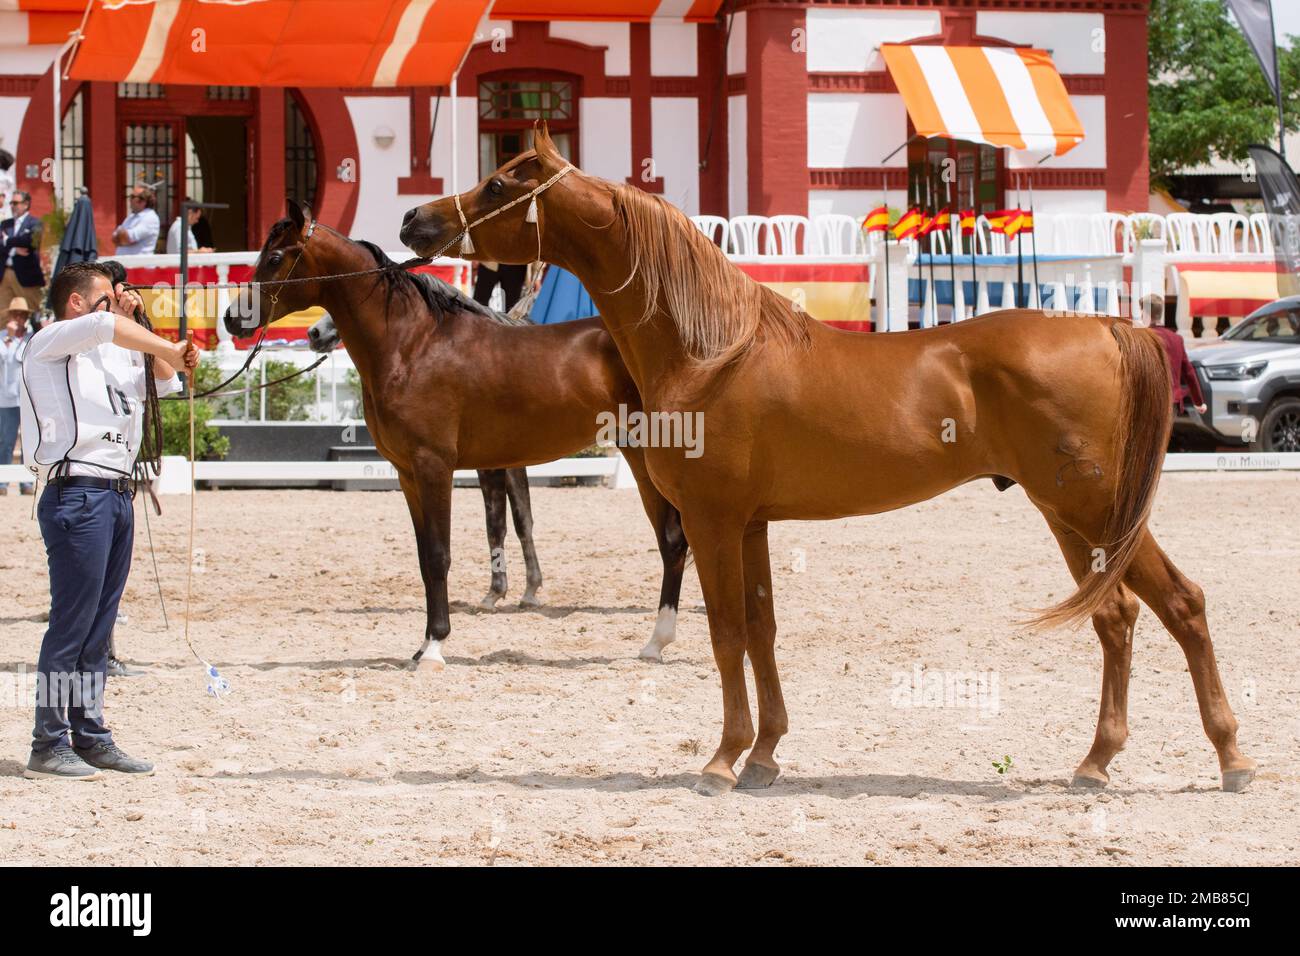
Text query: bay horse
224 201 688 666
400 125 1256 794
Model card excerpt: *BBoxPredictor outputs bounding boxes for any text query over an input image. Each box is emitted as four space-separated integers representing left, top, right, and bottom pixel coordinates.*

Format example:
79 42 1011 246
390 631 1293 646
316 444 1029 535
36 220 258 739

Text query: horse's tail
1031 321 1171 630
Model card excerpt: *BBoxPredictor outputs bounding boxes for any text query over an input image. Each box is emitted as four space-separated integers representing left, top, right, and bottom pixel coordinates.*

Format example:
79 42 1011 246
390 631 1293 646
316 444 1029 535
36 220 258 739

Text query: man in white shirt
0 295 34 495
112 185 161 256
165 205 215 255
20 261 198 780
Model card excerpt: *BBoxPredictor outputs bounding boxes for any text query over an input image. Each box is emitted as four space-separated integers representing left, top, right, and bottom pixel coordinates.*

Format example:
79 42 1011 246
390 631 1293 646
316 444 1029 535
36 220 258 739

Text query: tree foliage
1149 0 1300 184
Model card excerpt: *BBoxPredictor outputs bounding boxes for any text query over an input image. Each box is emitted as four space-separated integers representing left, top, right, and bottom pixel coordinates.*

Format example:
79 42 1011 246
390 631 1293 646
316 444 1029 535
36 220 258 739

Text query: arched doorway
117 83 254 251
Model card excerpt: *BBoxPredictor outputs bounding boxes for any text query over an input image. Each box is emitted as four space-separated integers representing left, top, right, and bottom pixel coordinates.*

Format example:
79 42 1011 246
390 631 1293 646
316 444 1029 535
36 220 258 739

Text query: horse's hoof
637 642 664 663
1070 771 1109 790
693 772 735 797
1222 766 1256 793
519 592 542 608
412 641 447 671
736 762 780 790
479 593 502 611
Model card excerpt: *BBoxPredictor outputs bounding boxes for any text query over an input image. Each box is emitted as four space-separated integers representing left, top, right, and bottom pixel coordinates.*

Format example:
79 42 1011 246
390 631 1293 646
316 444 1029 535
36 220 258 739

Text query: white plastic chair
975 216 1007 255
1097 213 1135 255
690 215 731 252
1207 213 1247 257
1248 212 1273 254
765 215 814 256
1166 213 1210 254
728 215 767 256
813 214 865 256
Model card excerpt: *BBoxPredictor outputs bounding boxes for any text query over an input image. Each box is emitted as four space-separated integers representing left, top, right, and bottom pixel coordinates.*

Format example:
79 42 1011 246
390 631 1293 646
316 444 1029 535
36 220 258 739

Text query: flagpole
969 174 978 317
927 171 938 327
882 195 890 328
914 178 922 326
1015 174 1025 308
946 176 956 322
1029 172 1040 309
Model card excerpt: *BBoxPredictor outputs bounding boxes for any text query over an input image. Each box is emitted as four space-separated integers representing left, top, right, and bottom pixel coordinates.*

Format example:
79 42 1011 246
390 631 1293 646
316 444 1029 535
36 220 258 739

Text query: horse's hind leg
477 469 509 610
1122 530 1257 792
736 521 787 790
1046 521 1139 789
503 468 543 606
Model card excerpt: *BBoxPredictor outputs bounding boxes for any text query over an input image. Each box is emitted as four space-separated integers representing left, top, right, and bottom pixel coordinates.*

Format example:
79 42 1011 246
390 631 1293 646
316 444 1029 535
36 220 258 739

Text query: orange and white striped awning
491 1 722 20
68 0 492 87
0 0 85 45
881 44 1085 157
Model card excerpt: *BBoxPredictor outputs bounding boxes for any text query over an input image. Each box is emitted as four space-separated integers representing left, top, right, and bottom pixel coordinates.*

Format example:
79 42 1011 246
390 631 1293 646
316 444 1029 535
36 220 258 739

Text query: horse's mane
353 239 529 326
607 182 811 369
260 219 527 325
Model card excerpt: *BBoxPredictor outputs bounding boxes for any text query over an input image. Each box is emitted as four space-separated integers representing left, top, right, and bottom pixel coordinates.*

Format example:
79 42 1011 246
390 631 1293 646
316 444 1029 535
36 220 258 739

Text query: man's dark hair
0 149 13 172
101 259 128 286
48 261 113 320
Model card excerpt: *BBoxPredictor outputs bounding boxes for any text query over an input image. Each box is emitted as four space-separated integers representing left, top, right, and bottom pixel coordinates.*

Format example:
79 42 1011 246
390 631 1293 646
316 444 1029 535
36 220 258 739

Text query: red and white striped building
0 1 1150 253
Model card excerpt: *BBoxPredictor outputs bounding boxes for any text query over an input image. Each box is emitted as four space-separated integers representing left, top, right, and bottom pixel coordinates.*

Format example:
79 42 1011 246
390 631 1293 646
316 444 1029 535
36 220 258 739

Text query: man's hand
171 338 200 373
15 247 28 256
4 319 19 338
1195 404 1208 414
110 282 144 318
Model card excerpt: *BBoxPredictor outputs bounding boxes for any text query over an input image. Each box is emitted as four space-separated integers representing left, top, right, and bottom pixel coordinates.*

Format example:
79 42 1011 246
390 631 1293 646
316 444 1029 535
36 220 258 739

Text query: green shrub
160 361 231 460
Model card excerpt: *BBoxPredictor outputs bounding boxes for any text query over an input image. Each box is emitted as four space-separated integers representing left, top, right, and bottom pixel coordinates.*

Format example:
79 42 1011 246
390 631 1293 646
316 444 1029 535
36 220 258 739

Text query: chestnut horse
400 126 1256 794
224 202 688 666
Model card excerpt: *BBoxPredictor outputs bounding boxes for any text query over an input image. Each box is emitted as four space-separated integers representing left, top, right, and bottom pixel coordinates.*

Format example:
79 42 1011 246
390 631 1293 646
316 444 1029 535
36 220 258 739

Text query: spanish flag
959 209 977 235
892 208 922 240
986 209 1016 234
862 206 890 233
922 207 950 236
1018 211 1034 234
1003 210 1028 239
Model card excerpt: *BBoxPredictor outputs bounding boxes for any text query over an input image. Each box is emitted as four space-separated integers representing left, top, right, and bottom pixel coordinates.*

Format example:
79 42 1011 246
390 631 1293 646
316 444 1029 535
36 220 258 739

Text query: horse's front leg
620 446 687 661
680 508 753 796
407 460 454 669
477 469 510 609
398 472 435 664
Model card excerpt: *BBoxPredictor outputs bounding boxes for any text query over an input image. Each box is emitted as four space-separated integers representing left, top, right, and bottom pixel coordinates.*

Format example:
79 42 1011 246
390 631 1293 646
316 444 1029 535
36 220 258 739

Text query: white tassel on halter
525 196 538 223
460 230 475 255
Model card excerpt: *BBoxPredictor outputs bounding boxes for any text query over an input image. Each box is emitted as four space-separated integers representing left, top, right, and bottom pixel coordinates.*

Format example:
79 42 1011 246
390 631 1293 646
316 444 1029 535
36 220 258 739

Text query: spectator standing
1 190 46 311
112 185 161 256
1 295 34 494
1143 295 1207 415
165 204 215 255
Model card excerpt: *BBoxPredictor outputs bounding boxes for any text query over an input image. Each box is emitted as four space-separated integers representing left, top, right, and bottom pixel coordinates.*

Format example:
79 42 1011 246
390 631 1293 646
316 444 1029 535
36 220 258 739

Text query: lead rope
184 381 228 698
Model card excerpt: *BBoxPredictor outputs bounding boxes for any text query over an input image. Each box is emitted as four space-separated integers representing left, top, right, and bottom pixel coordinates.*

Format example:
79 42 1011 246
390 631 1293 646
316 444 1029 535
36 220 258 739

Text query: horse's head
307 312 339 353
223 199 324 338
400 123 581 265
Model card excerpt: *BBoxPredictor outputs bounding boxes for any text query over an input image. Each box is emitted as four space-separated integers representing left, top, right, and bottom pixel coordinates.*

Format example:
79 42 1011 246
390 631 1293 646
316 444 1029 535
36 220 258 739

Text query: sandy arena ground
0 472 1297 866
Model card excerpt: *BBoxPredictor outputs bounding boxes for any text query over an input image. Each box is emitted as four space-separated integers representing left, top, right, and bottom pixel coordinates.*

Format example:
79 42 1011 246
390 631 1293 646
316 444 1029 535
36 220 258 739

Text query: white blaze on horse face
638 606 678 662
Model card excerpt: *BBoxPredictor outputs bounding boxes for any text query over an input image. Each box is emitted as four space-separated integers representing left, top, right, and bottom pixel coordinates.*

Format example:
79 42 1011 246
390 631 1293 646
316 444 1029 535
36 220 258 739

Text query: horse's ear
533 121 557 159
296 199 314 228
286 199 305 229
